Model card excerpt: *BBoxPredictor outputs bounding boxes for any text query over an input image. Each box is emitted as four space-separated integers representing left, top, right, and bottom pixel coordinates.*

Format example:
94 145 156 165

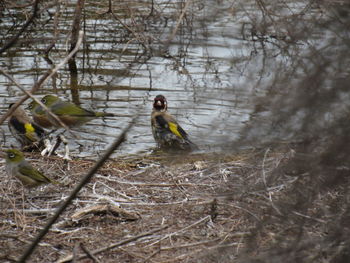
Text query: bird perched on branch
39 95 114 128
27 99 53 129
8 103 47 150
151 94 197 151
1 149 58 188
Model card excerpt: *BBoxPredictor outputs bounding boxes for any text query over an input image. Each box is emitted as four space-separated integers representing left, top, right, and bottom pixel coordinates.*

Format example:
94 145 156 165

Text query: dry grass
0 147 340 262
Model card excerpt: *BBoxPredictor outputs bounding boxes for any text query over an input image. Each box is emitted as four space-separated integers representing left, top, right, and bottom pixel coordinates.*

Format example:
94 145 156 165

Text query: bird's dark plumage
151 95 197 151
8 103 46 150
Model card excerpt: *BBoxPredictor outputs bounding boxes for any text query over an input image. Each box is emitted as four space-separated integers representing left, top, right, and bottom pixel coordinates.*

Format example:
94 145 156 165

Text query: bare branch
0 0 40 54
0 31 84 129
166 0 192 45
147 215 211 247
17 115 138 262
79 243 101 263
58 225 168 263
0 69 71 131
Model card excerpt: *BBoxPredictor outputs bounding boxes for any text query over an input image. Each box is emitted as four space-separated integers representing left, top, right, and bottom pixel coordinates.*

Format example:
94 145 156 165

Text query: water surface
0 0 320 157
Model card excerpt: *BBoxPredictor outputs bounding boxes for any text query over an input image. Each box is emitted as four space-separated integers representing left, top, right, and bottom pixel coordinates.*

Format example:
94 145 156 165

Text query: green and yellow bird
40 95 114 127
27 99 53 128
2 149 57 188
8 103 47 149
151 94 197 151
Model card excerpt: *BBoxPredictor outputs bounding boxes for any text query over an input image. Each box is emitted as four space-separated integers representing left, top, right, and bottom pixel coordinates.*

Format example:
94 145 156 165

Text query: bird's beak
156 101 162 106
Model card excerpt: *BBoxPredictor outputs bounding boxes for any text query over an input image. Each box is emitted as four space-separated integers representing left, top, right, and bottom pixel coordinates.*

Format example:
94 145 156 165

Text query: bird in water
1 149 58 188
39 95 114 128
8 103 47 150
151 94 197 151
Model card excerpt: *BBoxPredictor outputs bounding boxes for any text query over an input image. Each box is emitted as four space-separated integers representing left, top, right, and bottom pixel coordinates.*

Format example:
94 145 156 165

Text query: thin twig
0 68 71 131
70 0 84 53
227 204 261 222
92 180 134 201
1 209 56 215
80 243 101 263
163 242 240 263
142 248 160 263
262 148 283 215
0 31 84 128
0 0 40 54
17 116 137 263
72 243 79 263
44 0 61 54
166 0 192 45
147 215 211 247
292 211 326 224
57 225 169 263
262 147 270 189
99 177 211 187
160 238 221 250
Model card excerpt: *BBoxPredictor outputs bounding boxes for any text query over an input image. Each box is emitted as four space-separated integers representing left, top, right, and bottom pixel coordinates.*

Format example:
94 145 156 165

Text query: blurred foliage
227 1 350 262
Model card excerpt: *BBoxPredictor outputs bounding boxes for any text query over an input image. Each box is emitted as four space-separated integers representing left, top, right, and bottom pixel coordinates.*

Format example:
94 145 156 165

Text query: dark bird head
153 95 167 112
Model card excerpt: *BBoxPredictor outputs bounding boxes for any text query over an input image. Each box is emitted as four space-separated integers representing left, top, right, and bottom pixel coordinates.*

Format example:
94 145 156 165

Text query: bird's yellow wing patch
24 123 36 141
24 123 35 133
169 122 183 138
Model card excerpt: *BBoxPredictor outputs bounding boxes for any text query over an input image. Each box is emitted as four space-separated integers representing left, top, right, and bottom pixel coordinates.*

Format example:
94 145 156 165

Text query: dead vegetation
0 148 286 262
1 144 343 262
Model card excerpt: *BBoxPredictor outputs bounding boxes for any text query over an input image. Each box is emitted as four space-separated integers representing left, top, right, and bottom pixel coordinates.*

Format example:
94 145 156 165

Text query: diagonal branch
165 0 192 45
58 225 169 263
0 0 41 54
0 69 71 131
17 115 138 263
0 30 84 129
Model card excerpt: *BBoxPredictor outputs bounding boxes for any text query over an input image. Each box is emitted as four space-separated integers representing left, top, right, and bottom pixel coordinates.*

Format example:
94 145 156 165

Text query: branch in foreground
0 68 71 132
0 30 84 128
17 116 138 263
